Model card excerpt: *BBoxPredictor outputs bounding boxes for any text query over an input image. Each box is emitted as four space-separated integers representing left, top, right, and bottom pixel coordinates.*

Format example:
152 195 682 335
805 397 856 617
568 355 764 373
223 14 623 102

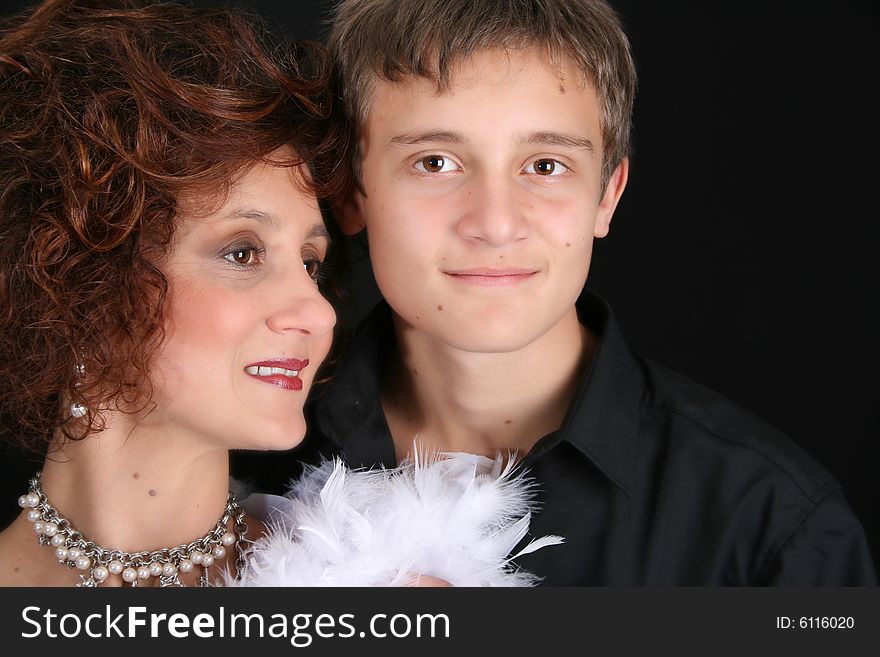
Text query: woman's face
146 157 336 451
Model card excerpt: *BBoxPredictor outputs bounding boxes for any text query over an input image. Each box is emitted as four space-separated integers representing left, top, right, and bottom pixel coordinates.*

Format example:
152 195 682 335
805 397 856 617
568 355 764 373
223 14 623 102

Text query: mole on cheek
437 305 444 311
148 489 157 497
133 472 140 479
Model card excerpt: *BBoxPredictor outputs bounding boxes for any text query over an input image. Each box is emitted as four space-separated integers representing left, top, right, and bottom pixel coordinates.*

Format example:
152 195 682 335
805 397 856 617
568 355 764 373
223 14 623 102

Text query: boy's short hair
330 0 636 188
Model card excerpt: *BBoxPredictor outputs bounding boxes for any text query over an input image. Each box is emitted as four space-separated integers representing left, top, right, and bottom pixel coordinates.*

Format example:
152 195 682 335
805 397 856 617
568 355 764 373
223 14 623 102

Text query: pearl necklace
18 472 248 587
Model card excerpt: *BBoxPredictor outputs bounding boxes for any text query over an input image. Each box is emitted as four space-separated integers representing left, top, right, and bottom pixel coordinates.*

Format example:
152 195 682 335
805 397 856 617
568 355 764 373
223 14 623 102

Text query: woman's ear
333 191 367 236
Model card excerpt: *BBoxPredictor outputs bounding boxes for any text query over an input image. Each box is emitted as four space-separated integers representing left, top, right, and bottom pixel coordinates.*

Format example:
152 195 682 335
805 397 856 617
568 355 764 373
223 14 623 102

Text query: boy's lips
443 268 539 287
244 358 309 391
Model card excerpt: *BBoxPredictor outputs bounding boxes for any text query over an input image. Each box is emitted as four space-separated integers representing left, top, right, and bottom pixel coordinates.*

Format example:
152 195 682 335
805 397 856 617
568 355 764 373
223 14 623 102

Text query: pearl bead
161 563 177 577
18 495 28 508
51 533 66 547
212 545 226 559
93 566 109 582
26 509 41 522
201 554 215 568
136 566 151 580
32 521 44 534
220 532 236 547
67 547 82 560
149 562 163 577
178 559 194 574
75 556 91 570
25 493 40 508
43 522 58 537
108 560 124 575
55 547 69 561
122 568 138 583
189 551 204 565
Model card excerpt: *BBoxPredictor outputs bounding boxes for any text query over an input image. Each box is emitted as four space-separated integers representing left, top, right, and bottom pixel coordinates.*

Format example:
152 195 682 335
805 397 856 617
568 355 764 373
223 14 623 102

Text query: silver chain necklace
18 472 249 587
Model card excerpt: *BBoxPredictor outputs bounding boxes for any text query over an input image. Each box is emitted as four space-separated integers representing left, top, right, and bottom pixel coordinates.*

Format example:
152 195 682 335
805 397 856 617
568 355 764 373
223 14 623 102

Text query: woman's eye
303 257 323 282
414 155 460 174
524 158 569 176
223 246 261 267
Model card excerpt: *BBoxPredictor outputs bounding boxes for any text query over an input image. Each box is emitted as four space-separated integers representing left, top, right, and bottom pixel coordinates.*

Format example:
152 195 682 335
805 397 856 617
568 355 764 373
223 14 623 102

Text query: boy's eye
414 155 460 173
524 158 569 176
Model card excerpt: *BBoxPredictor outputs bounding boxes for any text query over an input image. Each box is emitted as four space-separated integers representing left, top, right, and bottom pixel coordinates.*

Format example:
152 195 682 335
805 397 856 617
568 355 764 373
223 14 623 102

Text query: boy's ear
594 157 629 239
333 191 367 236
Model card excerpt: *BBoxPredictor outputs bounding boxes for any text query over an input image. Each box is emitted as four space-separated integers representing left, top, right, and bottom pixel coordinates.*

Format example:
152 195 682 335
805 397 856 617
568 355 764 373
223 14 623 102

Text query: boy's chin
431 320 556 355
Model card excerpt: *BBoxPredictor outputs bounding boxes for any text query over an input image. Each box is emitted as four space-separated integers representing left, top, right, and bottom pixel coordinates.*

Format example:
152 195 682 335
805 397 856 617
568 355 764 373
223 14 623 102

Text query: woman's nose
265 268 336 338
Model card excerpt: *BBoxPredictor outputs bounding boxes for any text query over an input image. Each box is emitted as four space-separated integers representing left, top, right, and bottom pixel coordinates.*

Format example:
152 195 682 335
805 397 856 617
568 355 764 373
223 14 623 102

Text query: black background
1 0 877 575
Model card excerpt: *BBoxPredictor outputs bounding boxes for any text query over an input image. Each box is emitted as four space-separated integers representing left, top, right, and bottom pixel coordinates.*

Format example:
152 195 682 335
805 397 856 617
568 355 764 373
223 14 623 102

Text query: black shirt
292 291 878 585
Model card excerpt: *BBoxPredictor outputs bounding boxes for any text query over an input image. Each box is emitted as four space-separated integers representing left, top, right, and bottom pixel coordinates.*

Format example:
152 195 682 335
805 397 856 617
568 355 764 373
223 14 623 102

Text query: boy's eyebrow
389 130 467 146
388 130 594 152
526 132 595 151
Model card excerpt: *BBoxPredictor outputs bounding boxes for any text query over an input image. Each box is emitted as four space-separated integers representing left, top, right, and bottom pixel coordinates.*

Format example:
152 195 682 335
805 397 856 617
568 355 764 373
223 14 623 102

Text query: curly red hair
0 0 352 454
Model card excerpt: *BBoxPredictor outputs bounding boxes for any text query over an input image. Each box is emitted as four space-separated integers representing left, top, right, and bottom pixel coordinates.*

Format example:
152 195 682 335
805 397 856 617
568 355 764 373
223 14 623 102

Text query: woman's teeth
245 365 300 377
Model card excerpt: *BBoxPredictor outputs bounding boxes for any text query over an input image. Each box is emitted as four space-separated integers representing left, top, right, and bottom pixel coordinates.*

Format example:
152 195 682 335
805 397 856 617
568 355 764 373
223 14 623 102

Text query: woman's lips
444 268 538 287
244 359 309 391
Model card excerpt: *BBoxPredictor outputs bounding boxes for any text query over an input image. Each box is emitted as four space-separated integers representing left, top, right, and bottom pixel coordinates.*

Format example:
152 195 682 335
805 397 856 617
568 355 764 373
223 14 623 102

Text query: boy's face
347 48 627 353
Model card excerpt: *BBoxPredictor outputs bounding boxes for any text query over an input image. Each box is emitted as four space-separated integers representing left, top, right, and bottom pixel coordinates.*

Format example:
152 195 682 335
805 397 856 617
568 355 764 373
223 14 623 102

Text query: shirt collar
314 289 643 495
551 290 642 497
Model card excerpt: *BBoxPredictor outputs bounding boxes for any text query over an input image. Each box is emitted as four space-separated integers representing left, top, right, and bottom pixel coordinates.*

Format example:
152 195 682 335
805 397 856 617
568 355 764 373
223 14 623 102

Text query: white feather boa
229 451 563 587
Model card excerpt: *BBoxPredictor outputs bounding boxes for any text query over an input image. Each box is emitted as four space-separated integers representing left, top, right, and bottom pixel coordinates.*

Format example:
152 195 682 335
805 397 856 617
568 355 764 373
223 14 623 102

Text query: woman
0 0 349 586
0 0 557 587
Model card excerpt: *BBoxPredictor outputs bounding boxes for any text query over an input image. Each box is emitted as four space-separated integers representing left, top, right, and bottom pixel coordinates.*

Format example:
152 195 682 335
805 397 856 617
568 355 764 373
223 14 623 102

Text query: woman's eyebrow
220 211 329 241
306 224 331 241
223 208 281 226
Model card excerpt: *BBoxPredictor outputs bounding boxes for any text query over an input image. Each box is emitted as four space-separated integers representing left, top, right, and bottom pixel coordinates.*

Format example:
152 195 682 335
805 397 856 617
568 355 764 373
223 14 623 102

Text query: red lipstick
244 358 309 391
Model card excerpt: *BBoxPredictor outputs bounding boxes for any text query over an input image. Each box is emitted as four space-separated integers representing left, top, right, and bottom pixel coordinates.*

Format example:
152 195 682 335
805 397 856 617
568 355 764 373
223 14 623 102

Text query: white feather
227 451 563 587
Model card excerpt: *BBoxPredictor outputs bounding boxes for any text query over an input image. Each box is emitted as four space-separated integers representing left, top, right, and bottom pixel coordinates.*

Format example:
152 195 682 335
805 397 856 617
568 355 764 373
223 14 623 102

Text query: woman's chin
240 417 307 452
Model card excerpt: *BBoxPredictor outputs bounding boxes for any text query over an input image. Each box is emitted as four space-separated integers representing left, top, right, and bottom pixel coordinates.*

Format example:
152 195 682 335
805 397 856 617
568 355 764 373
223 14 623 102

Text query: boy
308 0 876 584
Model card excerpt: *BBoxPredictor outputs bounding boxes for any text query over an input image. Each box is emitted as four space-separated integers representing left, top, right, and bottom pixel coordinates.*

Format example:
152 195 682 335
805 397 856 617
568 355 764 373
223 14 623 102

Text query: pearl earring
70 360 86 418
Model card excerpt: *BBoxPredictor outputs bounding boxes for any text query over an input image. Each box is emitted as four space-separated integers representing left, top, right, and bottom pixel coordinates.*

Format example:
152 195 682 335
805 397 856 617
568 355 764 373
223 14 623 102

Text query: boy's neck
381 306 594 461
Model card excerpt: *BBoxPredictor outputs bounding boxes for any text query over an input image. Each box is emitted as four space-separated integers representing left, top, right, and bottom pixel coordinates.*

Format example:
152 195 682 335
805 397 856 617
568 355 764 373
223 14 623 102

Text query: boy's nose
455 179 531 247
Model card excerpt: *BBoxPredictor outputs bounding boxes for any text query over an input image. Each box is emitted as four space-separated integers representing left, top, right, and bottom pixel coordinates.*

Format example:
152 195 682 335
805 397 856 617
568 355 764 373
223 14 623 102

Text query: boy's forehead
372 48 588 101
360 48 600 139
